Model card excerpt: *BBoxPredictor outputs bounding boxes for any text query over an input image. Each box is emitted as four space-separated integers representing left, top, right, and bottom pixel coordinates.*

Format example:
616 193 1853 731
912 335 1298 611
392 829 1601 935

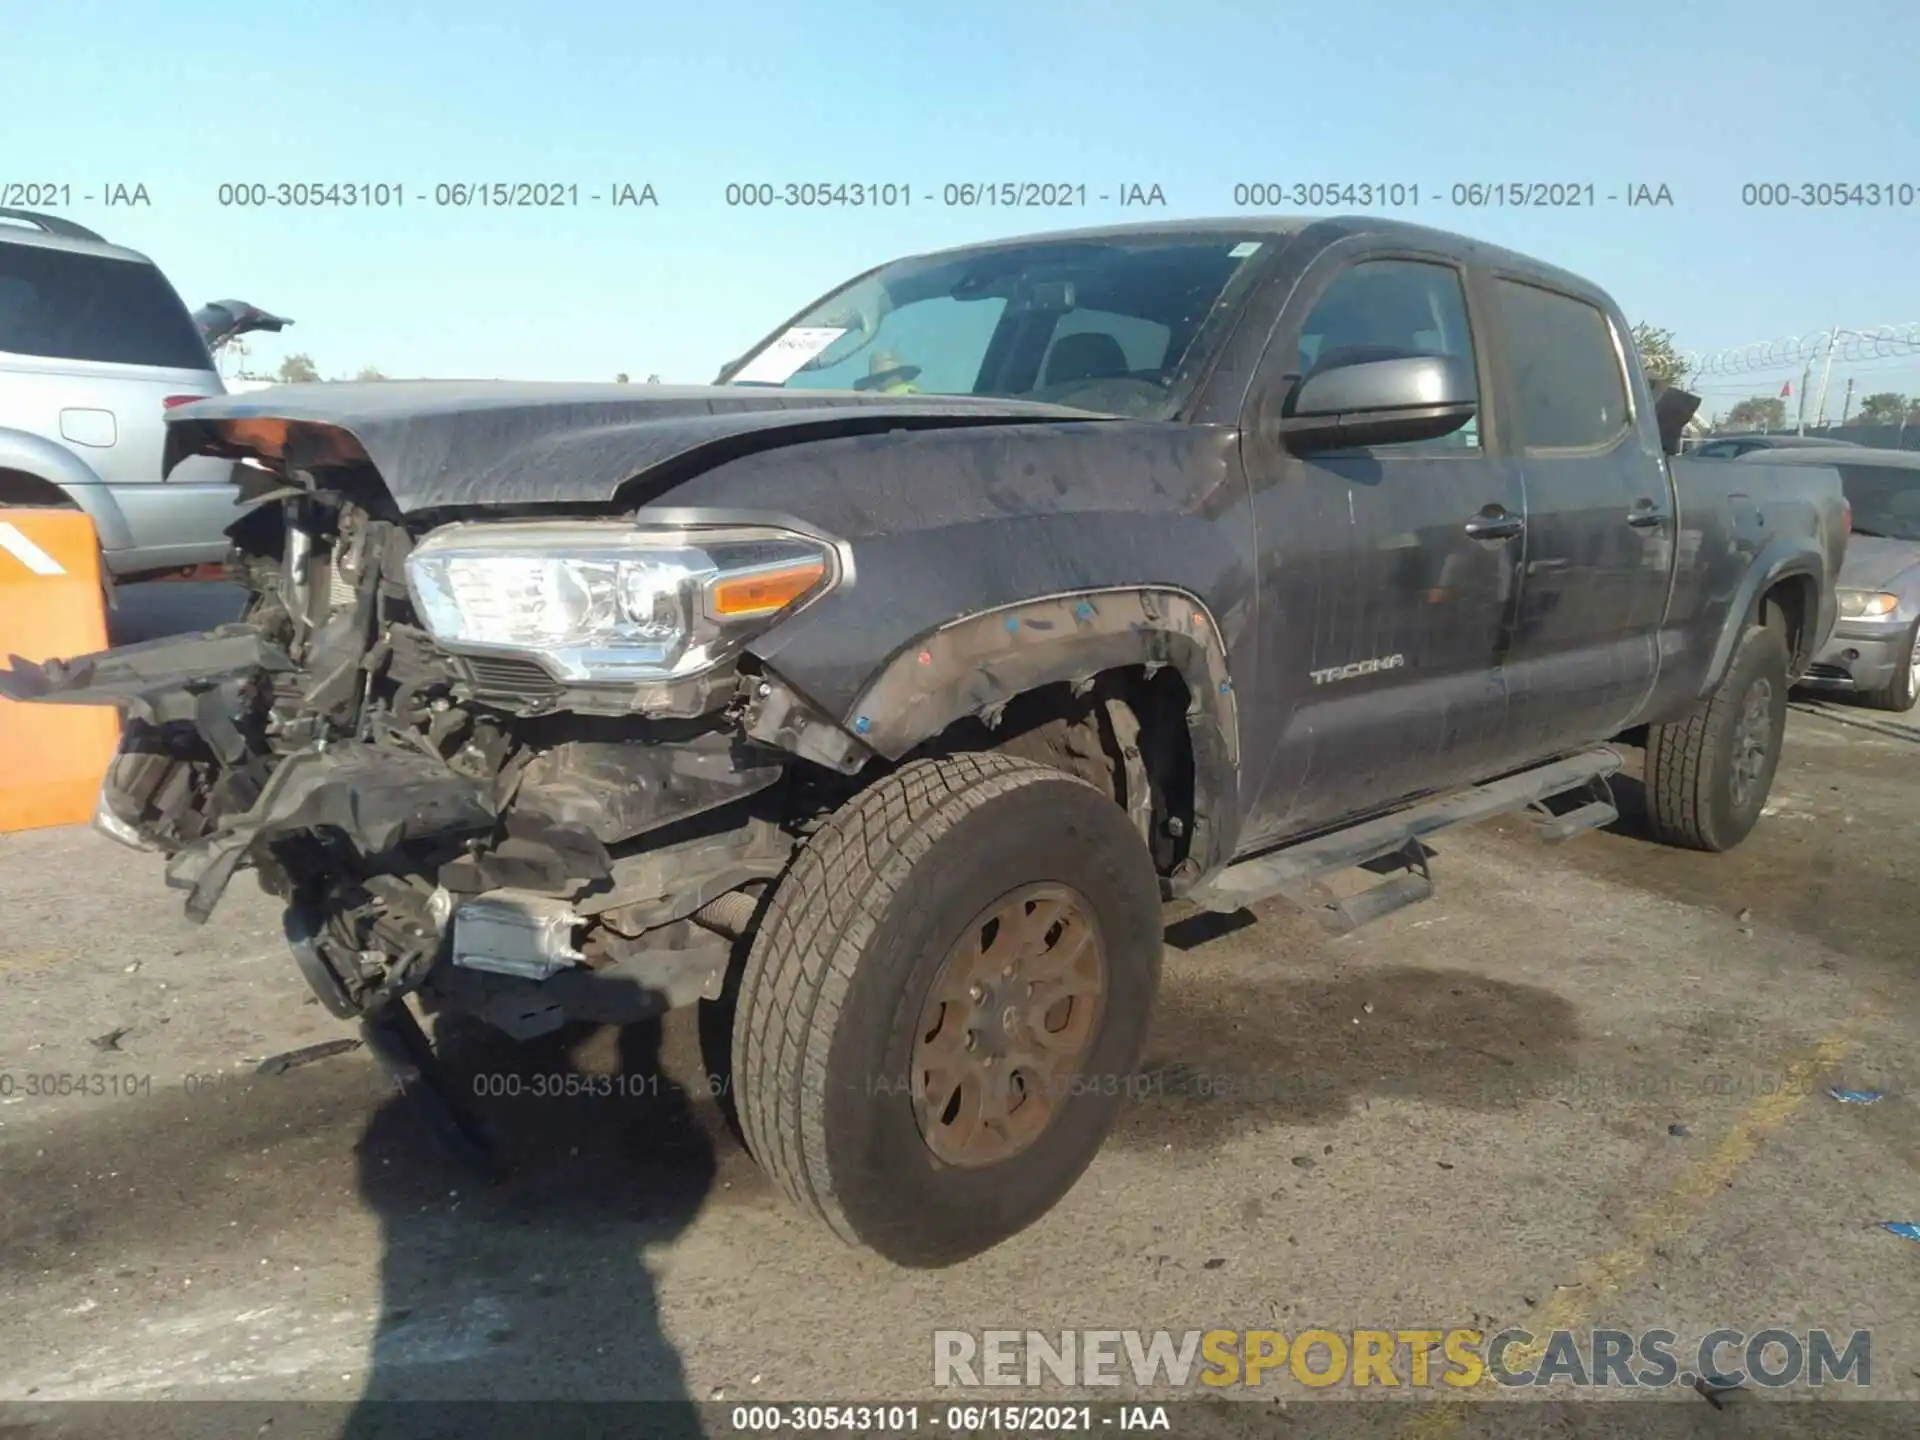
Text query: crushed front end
0 448 873 1044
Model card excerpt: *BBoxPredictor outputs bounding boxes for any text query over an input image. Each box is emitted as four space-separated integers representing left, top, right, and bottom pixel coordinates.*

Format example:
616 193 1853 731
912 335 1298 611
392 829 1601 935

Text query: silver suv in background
1741 445 1920 711
0 209 286 580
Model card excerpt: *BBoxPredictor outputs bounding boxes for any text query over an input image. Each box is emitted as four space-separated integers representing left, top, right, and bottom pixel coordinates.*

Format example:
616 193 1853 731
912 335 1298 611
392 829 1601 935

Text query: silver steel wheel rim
1729 676 1774 808
1908 630 1919 694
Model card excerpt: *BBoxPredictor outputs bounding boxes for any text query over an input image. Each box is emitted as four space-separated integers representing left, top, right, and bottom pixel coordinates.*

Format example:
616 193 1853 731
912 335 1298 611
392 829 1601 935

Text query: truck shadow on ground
0 941 1574 1417
1578 764 1914 967
1112 958 1580 1152
338 1015 721 1437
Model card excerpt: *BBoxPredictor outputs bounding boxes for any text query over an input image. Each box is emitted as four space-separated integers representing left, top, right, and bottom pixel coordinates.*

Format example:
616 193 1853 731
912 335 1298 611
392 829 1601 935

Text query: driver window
1296 259 1481 450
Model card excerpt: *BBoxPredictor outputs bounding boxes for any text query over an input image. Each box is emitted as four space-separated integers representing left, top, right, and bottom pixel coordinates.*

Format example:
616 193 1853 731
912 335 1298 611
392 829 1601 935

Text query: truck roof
913 214 1615 314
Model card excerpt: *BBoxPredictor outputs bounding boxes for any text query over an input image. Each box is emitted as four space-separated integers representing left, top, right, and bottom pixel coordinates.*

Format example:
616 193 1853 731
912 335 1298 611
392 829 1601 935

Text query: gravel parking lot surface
1 587 1915 1427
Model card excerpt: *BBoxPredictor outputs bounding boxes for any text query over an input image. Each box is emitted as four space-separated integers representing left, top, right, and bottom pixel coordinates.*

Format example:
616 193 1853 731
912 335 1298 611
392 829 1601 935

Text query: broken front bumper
0 627 794 1037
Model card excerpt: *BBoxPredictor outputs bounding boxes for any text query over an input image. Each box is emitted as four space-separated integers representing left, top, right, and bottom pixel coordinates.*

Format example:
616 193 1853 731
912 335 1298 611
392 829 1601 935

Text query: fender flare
1703 539 1827 693
0 427 134 553
843 586 1243 871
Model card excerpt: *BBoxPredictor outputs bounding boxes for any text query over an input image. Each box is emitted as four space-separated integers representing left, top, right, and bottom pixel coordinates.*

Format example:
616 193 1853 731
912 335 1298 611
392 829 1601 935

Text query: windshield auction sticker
731 326 847 383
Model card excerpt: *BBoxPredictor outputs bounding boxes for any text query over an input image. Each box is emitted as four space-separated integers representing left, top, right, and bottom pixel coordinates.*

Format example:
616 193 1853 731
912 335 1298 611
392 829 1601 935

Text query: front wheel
732 753 1163 1267
1644 623 1790 852
1862 619 1920 713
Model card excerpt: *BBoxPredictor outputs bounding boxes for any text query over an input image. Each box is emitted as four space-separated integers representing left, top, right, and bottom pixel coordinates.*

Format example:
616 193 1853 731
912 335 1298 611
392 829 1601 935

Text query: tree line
1716 391 1920 432
270 354 383 383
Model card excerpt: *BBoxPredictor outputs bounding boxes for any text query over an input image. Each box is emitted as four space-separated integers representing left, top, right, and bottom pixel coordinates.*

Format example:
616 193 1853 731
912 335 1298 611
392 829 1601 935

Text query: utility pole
1840 377 1855 427
1809 328 1837 432
1810 325 1860 435
1794 357 1814 433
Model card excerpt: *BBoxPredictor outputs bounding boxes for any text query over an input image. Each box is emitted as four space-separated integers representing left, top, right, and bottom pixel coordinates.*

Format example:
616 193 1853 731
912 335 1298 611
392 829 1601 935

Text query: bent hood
161 380 1110 513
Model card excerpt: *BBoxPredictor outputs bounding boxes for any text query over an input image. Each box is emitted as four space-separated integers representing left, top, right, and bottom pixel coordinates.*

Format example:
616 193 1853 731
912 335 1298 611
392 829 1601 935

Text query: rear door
1235 246 1527 848
1490 277 1674 750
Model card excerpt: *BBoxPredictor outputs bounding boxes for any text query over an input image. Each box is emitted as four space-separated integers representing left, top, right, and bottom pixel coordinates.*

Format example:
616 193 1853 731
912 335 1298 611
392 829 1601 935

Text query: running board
1190 746 1623 923
1271 838 1435 936
1529 785 1618 843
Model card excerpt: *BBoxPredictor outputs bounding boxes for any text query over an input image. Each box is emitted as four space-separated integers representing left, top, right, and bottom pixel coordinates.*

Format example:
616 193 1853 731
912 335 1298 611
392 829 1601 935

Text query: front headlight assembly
1836 589 1901 620
405 522 840 683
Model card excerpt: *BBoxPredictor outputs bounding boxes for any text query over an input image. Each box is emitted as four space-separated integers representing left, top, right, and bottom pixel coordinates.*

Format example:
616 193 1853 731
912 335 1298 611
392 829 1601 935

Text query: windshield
718 233 1275 419
0 244 213 370
1838 463 1920 541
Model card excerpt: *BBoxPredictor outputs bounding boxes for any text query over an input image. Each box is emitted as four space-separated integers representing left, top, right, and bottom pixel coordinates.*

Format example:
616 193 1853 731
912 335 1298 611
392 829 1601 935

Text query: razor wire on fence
1679 324 1920 381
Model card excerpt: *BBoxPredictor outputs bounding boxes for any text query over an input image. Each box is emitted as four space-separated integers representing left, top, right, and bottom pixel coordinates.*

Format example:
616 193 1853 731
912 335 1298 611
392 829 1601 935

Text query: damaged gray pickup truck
1 217 1848 1267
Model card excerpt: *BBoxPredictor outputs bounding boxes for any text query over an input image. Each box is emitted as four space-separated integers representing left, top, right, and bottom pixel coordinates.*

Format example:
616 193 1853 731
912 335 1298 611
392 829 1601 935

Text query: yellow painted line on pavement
0 951 71 976
1395 1026 1854 1440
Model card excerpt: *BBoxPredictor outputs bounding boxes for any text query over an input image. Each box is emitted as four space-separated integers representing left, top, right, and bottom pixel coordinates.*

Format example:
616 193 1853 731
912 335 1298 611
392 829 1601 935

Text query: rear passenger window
1493 279 1631 450
0 242 213 371
1295 259 1480 450
1038 308 1171 385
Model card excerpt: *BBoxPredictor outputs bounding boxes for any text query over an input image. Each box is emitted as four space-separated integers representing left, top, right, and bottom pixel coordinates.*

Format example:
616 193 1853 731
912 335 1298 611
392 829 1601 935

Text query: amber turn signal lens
222 419 291 454
708 560 827 618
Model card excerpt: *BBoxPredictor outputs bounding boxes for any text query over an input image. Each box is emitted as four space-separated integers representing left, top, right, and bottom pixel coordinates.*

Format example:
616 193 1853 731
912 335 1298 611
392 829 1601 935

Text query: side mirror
1278 353 1477 453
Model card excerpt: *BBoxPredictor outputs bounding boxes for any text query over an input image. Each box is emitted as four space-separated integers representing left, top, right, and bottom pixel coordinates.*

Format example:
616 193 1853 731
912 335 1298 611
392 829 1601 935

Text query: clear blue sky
7 0 1918 415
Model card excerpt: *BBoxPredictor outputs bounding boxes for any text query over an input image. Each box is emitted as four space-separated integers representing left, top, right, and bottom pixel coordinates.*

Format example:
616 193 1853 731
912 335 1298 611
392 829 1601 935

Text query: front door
1236 250 1527 850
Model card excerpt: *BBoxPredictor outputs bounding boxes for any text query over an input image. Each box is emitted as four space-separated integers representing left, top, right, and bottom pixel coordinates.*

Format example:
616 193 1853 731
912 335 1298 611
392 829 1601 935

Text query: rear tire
733 753 1162 1267
1644 623 1790 852
1861 620 1920 712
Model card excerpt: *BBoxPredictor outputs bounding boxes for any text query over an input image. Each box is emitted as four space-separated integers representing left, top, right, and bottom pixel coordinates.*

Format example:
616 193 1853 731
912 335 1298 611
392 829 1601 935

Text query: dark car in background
1744 445 1920 710
1694 433 1861 458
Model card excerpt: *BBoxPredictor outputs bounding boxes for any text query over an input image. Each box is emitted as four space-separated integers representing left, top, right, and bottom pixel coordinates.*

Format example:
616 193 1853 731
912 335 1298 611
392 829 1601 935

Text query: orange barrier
0 508 121 833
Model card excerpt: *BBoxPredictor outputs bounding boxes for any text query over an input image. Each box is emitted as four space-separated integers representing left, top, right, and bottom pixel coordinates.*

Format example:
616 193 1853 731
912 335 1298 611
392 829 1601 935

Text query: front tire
1644 623 1790 852
1862 620 1920 712
733 753 1162 1267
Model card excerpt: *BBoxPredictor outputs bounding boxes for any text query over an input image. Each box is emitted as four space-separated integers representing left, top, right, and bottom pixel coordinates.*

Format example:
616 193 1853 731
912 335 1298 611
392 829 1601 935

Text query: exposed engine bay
30 473 874 1041
2 386 1201 1066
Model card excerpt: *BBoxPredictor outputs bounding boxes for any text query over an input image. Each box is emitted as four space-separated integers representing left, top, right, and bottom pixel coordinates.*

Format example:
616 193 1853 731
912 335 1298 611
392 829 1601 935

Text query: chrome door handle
1464 507 1524 541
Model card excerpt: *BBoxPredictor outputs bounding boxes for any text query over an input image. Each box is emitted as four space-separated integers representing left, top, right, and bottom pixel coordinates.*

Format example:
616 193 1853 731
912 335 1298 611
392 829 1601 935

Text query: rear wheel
1862 620 1920 712
1644 623 1790 851
733 753 1162 1267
